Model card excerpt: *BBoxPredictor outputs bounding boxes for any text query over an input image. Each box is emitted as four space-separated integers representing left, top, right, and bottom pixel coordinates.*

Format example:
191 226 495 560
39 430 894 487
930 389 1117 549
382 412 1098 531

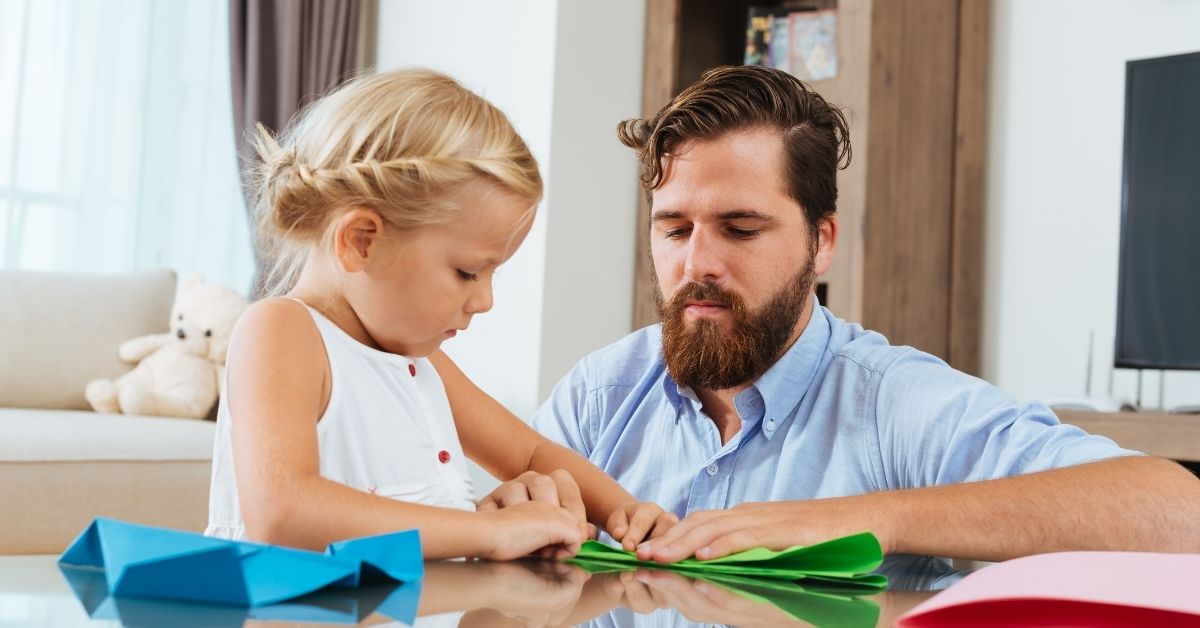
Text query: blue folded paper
58 517 424 607
59 561 422 626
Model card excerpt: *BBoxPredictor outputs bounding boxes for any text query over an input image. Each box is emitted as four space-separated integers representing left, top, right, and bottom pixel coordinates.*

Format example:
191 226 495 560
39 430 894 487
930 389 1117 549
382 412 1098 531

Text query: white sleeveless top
205 301 475 541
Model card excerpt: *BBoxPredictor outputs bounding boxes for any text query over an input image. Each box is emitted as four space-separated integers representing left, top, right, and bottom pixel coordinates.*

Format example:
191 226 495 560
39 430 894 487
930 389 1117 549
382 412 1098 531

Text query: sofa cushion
0 408 214 462
0 269 176 410
0 408 215 554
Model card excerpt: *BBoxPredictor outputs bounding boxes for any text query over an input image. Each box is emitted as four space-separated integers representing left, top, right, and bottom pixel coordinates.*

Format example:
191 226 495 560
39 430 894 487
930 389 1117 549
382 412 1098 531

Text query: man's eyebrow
650 210 685 222
717 210 774 221
650 209 776 222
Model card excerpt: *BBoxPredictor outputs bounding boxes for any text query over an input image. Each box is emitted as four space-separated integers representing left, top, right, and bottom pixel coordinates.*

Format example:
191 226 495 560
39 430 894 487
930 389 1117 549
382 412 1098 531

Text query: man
532 65 1200 562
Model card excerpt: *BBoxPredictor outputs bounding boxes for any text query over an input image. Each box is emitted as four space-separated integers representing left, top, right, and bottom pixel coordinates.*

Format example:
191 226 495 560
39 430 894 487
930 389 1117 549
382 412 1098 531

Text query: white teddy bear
85 275 248 419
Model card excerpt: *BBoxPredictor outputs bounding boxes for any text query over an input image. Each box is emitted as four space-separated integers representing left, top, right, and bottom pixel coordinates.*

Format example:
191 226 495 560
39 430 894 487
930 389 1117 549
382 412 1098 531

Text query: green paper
697 571 881 627
565 558 882 627
569 530 885 584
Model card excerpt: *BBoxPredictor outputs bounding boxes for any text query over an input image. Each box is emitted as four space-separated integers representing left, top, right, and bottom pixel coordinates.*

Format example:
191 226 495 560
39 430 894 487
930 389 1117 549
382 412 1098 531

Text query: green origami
695 571 881 627
566 532 887 627
567 531 887 589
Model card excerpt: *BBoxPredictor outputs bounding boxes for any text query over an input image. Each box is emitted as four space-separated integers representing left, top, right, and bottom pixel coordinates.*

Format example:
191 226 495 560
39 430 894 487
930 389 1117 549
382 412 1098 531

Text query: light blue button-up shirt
533 303 1139 517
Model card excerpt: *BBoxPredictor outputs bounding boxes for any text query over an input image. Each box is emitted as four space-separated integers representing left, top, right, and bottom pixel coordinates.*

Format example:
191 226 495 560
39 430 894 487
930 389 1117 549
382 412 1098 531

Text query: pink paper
896 551 1200 627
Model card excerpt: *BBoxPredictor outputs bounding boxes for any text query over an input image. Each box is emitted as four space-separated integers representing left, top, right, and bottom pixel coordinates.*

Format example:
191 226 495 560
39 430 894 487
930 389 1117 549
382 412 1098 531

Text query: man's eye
727 227 759 239
457 269 478 281
663 227 690 240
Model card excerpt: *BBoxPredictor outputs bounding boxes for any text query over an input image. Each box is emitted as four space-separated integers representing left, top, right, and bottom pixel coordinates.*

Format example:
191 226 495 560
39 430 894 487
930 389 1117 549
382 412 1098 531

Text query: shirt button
408 364 417 377
765 418 776 431
706 463 718 476
438 450 450 464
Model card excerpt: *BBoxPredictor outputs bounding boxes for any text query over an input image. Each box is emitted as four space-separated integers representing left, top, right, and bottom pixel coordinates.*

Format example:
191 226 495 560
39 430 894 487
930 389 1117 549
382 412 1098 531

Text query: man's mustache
667 282 738 311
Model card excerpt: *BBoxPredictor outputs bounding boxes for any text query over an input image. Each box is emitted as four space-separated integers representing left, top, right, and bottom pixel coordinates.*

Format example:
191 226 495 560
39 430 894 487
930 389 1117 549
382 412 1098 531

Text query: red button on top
408 364 416 377
438 450 450 464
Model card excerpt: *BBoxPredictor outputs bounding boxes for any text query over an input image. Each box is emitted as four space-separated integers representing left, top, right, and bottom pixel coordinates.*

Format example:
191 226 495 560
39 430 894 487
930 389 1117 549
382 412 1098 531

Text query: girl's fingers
547 469 587 528
649 511 680 539
622 507 661 550
519 471 561 507
608 509 630 540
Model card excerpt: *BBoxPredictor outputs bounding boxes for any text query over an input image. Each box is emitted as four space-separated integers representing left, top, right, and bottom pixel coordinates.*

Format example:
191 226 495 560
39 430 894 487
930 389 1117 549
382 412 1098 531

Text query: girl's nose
470 283 494 314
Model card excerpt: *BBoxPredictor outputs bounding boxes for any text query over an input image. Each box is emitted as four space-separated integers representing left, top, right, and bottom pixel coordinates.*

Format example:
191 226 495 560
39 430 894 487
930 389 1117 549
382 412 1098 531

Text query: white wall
375 1 644 487
983 0 1200 410
376 0 558 425
538 2 643 400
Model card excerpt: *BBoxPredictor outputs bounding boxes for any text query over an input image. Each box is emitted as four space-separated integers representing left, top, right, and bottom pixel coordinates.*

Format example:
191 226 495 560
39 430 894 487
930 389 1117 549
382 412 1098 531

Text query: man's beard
657 259 815 391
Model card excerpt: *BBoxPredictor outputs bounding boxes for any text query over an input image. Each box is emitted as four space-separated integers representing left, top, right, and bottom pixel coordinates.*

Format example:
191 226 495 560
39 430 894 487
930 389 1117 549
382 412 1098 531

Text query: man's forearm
883 456 1200 561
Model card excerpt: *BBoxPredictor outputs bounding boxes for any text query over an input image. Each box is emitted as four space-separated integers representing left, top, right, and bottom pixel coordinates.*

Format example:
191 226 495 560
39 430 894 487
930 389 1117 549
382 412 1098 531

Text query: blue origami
59 561 421 626
59 517 424 608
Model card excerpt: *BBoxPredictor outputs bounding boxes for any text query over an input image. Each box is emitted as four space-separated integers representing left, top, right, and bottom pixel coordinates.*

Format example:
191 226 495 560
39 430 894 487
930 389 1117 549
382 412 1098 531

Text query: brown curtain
230 0 362 298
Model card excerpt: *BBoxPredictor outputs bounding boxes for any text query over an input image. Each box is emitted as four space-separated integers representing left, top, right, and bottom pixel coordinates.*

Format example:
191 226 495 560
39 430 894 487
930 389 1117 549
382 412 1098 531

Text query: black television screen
1115 51 1200 370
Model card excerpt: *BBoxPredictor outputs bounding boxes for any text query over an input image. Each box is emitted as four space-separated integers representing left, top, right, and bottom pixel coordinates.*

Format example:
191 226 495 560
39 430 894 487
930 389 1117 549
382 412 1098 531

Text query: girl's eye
457 269 478 281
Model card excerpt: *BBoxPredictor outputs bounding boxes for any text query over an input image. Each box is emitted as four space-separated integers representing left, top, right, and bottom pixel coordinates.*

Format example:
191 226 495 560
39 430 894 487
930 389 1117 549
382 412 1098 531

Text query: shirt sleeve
873 350 1143 489
531 356 595 456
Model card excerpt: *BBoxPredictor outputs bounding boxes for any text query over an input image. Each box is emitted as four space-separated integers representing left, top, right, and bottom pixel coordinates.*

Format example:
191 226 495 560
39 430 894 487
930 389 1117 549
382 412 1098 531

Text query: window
0 0 253 290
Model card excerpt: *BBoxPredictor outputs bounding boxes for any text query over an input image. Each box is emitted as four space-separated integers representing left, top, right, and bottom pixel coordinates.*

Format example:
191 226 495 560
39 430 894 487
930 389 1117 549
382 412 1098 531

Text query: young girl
205 69 674 559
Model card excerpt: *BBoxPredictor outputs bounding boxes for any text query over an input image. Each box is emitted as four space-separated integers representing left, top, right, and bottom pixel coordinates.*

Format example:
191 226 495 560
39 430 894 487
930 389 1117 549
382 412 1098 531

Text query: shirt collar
657 298 834 438
751 300 832 440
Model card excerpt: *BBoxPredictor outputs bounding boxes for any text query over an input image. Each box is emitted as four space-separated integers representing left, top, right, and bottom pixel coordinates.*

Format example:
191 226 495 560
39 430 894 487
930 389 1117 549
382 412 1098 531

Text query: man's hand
635 497 893 563
606 501 678 551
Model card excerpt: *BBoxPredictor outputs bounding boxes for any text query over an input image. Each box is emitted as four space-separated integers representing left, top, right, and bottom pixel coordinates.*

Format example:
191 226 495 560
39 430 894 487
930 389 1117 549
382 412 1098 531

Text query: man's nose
682 228 724 283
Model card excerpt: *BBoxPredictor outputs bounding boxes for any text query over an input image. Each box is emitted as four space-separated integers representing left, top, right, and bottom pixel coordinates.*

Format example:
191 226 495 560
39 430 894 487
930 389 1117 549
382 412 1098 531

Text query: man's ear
333 208 385 272
813 214 838 277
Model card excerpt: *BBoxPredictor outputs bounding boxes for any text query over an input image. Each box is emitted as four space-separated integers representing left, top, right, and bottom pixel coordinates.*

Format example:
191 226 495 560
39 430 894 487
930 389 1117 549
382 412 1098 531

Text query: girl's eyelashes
456 269 478 281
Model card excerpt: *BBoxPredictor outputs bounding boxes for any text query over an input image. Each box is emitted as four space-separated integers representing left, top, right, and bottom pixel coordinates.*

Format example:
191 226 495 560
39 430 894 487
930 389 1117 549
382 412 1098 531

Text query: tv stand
1046 397 1137 413
1054 409 1200 463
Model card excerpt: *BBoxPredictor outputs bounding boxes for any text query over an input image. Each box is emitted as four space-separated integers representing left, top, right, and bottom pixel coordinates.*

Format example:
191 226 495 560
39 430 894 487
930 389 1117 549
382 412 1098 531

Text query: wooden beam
862 0 960 359
632 0 681 329
948 0 988 375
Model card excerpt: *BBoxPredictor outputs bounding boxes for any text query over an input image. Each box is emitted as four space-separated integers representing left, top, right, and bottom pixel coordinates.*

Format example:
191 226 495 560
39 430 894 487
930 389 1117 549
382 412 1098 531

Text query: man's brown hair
617 65 851 231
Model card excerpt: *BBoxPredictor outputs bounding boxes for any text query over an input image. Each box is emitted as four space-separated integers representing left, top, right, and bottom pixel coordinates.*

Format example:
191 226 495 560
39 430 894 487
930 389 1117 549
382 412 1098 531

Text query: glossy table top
0 553 969 627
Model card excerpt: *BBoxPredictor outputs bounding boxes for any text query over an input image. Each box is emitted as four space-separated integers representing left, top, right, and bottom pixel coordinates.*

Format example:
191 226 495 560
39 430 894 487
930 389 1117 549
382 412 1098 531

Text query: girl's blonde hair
250 68 543 296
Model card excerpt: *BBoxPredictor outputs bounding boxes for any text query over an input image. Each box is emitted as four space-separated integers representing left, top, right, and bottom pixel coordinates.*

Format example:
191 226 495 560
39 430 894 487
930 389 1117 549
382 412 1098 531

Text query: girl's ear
333 208 385 272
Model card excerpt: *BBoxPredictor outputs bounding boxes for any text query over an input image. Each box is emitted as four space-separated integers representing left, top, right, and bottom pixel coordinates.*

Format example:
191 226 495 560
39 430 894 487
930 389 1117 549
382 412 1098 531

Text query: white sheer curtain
0 0 254 291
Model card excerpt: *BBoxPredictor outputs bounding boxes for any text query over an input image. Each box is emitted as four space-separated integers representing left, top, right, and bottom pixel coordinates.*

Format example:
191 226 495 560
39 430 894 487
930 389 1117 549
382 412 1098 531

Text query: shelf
634 0 989 376
1054 409 1200 462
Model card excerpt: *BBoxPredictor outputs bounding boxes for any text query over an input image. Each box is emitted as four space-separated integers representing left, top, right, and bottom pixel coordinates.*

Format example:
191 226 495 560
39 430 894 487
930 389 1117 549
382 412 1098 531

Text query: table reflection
59 552 969 627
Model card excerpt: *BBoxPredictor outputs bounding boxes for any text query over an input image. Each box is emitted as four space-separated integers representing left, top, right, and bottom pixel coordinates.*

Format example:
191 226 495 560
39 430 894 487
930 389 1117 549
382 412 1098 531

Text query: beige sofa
0 269 215 554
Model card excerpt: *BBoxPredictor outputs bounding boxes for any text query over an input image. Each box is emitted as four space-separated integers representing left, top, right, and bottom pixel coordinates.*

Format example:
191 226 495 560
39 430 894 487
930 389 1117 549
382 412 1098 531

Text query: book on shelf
744 7 775 68
789 9 838 81
743 5 838 81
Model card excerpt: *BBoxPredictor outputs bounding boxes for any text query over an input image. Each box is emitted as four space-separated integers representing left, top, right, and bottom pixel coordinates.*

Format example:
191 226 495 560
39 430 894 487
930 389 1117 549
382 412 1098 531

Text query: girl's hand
477 500 585 561
477 470 596 540
606 501 678 551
